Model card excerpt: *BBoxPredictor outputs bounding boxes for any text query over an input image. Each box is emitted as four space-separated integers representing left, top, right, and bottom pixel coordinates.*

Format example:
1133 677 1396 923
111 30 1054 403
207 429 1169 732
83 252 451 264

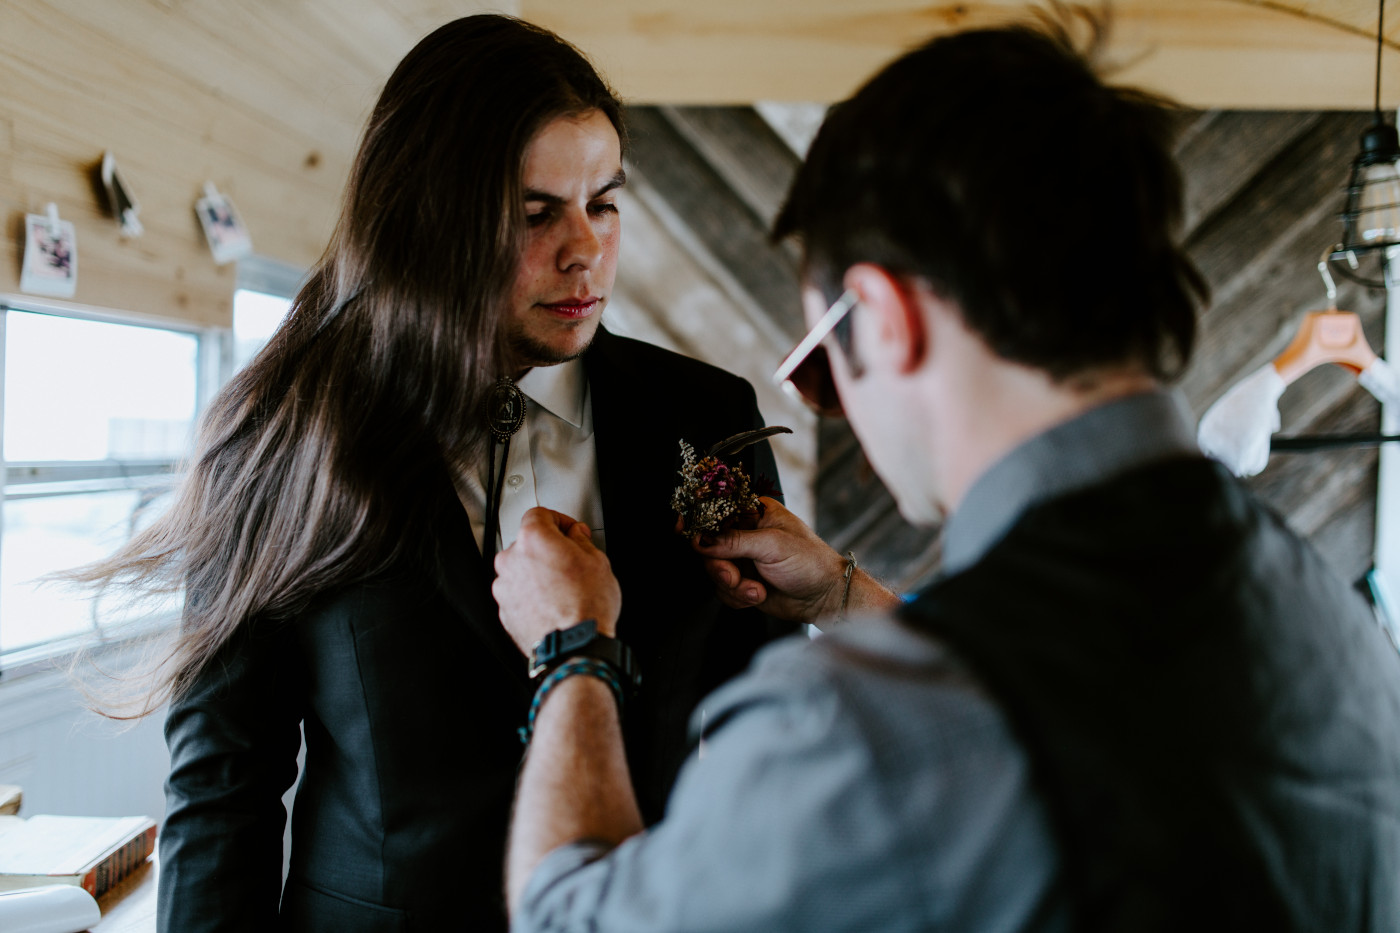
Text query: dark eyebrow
524 169 627 205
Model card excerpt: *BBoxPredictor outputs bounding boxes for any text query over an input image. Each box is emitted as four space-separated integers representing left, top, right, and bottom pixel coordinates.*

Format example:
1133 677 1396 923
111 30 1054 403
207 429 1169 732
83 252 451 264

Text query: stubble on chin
507 318 600 369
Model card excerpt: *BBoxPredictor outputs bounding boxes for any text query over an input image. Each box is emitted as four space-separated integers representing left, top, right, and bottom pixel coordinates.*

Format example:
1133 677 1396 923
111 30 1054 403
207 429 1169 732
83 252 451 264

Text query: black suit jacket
159 330 796 932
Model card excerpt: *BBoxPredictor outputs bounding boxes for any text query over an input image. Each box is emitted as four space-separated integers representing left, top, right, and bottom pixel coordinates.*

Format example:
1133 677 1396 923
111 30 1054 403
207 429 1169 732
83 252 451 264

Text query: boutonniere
672 427 792 536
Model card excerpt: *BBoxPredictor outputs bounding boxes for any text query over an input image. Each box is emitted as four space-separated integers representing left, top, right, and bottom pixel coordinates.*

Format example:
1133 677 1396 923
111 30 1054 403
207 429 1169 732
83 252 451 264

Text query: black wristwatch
527 619 642 694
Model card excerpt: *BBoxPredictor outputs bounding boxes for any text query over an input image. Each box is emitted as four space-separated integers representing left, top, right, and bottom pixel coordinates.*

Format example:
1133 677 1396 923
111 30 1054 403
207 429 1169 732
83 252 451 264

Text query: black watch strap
528 619 642 694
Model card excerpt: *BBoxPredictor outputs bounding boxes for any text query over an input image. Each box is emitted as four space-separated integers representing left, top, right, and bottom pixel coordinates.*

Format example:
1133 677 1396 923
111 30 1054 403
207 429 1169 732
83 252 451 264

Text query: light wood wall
527 0 1400 108
5 1 1400 329
0 1 509 328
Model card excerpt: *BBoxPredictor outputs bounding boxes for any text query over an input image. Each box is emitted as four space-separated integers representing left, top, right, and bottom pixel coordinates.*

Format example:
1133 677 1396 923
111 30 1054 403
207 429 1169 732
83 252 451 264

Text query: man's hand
493 507 622 654
497 509 641 915
693 497 900 627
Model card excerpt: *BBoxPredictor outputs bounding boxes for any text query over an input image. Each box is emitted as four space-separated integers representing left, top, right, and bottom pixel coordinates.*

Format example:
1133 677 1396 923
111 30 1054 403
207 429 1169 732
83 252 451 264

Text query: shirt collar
940 389 1201 577
516 359 586 428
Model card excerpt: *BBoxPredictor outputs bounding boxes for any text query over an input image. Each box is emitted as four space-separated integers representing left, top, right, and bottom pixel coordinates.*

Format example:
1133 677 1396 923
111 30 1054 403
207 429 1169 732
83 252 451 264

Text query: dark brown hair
774 6 1207 382
68 15 624 714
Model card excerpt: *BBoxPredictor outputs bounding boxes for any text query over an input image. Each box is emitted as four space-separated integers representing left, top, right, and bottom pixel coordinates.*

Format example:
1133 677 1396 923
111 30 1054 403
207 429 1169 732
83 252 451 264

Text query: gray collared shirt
513 391 1201 933
942 390 1200 577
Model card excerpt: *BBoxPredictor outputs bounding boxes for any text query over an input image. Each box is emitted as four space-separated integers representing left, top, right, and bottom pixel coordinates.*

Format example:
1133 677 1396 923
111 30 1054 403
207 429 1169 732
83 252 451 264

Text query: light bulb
1358 159 1400 243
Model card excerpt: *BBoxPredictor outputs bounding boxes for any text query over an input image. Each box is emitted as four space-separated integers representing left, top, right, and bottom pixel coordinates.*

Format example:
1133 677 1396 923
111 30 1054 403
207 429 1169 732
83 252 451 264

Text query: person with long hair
69 15 791 931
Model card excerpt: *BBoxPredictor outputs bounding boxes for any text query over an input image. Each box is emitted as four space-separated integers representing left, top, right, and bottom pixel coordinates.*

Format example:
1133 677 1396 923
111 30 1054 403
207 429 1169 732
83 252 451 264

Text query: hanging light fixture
1334 0 1400 286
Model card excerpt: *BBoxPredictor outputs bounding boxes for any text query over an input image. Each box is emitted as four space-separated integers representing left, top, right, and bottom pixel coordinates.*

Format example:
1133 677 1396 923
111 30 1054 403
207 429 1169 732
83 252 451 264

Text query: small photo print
102 151 143 237
20 213 78 299
196 189 253 265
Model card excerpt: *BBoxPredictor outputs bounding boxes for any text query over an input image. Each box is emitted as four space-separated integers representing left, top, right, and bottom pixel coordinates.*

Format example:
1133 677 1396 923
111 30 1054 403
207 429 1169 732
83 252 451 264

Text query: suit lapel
433 329 680 682
431 475 534 700
585 329 695 644
588 330 658 639
585 329 635 573
425 332 653 695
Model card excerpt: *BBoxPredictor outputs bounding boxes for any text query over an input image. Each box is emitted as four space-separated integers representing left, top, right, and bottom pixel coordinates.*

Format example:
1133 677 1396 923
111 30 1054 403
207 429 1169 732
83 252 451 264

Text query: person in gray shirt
490 8 1400 931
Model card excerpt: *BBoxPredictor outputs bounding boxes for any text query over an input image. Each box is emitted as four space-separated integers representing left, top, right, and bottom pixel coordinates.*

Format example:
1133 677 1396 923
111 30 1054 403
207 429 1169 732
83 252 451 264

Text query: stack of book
0 813 157 899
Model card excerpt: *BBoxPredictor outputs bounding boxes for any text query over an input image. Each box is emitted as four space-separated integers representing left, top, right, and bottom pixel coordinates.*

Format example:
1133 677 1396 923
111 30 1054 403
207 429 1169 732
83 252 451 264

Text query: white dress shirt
458 358 606 555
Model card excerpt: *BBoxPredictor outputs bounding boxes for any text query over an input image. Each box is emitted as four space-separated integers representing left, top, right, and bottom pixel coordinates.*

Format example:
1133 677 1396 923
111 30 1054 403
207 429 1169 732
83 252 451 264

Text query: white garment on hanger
1198 357 1400 478
1360 357 1400 409
1197 364 1285 478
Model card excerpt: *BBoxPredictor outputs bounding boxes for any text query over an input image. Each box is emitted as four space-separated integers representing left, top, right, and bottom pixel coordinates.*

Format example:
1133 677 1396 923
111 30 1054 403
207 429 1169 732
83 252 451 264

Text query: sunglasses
772 289 860 417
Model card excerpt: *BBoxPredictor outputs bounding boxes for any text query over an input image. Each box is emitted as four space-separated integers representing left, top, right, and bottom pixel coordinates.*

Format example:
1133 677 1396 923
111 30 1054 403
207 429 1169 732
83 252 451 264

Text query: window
1 307 207 661
0 260 300 669
233 288 292 372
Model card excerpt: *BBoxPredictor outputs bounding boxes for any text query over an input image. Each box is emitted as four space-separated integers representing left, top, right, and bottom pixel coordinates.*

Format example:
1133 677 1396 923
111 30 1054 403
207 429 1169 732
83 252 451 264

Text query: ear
843 264 926 374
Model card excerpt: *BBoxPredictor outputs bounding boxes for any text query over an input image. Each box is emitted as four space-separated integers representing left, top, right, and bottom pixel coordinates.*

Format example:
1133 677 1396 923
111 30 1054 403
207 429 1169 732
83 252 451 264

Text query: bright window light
233 288 292 372
1 489 179 651
2 310 198 656
4 311 197 462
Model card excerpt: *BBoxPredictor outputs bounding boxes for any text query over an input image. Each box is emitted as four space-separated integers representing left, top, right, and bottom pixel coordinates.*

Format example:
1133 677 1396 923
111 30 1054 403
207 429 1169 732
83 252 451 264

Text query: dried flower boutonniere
672 426 792 536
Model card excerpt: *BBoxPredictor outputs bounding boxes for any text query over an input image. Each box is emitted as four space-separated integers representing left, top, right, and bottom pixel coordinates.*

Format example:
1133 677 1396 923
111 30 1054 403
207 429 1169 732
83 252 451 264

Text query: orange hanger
1272 251 1378 385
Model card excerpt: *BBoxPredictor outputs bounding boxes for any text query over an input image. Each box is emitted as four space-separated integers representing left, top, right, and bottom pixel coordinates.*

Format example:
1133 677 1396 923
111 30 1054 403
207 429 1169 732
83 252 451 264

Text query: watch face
521 619 641 694
529 619 600 677
559 619 599 653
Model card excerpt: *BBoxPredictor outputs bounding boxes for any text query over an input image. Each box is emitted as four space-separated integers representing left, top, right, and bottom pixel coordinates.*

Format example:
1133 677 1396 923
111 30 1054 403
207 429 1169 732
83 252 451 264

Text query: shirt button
506 474 524 488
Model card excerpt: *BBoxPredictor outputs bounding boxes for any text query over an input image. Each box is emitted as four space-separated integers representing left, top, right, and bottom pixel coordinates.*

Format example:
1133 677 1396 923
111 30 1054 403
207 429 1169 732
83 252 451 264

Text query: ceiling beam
525 0 1400 109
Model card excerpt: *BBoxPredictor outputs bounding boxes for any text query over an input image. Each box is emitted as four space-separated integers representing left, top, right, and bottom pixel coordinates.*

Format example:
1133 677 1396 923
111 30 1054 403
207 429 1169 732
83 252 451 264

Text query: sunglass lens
785 345 844 417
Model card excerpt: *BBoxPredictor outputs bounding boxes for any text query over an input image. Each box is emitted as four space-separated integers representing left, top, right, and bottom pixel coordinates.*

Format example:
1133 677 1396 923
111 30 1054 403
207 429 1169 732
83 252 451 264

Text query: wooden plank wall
1180 109 1384 583
808 109 1389 592
528 0 1400 110
0 1 497 327
613 106 816 522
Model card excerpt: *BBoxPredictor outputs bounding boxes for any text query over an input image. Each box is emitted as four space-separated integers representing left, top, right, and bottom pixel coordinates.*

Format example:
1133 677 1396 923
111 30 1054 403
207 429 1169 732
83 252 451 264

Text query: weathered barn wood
1180 110 1387 583
621 107 806 344
632 105 1392 591
606 106 817 521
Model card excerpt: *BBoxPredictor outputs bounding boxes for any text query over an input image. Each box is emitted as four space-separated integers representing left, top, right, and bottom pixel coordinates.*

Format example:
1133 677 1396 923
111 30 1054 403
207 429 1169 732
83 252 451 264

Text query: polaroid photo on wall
20 208 78 299
101 150 143 237
196 183 253 265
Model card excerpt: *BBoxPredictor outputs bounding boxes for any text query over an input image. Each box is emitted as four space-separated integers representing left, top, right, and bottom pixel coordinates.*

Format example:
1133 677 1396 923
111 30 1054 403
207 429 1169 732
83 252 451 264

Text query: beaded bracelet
518 657 625 745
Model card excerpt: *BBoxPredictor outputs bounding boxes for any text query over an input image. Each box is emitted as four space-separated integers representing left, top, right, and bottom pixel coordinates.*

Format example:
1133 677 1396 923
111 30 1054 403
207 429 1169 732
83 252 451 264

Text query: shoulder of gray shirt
689 615 1006 751
517 615 1062 931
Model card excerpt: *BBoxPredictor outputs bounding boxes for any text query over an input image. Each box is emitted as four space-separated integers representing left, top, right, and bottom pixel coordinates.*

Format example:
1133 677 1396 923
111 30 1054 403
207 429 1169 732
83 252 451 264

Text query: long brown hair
68 15 625 715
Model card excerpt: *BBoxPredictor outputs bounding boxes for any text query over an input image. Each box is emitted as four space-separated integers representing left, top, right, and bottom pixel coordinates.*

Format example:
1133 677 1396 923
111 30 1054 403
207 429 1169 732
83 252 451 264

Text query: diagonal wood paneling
621 107 806 344
705 107 1390 592
609 106 817 520
1179 109 1387 582
620 104 1394 593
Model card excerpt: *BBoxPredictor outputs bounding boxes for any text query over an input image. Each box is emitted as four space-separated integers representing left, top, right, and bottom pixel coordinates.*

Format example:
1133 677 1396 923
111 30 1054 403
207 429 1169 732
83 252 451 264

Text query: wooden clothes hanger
1266 249 1400 452
1272 251 1378 385
1198 247 1399 476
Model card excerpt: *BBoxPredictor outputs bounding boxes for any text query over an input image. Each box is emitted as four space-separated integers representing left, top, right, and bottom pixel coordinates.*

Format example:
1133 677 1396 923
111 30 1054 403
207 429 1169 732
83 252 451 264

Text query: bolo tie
483 376 527 571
